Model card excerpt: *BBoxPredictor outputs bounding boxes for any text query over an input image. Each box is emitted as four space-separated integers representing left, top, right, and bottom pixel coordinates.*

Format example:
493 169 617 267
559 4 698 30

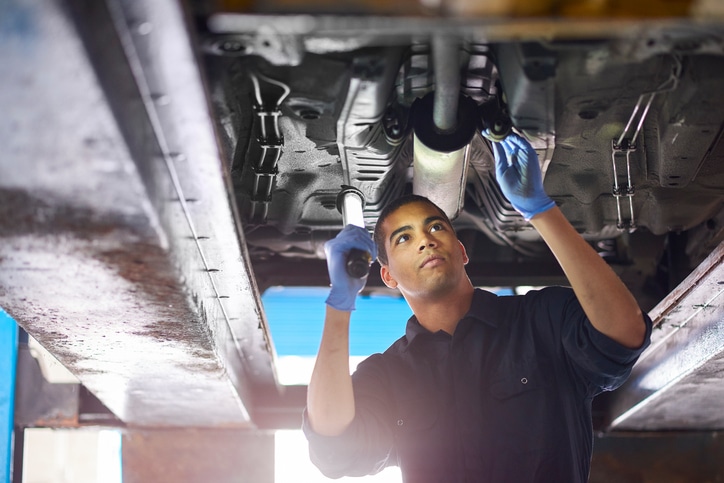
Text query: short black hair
373 194 454 266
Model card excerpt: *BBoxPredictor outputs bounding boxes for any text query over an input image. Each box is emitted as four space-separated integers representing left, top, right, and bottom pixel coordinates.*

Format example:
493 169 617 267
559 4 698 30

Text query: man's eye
430 223 444 232
396 234 410 244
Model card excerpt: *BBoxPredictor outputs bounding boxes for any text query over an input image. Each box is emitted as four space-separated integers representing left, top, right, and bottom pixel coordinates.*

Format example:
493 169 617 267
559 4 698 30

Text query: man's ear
380 265 398 289
459 240 469 265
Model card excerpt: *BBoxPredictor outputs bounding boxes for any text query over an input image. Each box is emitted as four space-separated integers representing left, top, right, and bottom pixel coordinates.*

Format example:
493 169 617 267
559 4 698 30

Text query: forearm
307 305 356 436
530 207 646 348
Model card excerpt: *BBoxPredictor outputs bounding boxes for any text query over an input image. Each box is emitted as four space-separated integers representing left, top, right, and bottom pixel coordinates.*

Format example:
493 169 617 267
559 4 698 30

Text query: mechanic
303 132 652 482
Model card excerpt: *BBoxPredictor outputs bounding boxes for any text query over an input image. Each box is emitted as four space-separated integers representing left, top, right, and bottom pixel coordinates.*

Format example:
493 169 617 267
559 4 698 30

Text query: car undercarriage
197 10 724 312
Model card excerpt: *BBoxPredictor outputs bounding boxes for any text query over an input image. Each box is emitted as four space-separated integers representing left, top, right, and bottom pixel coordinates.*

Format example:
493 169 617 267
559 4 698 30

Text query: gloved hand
492 132 556 221
324 224 377 312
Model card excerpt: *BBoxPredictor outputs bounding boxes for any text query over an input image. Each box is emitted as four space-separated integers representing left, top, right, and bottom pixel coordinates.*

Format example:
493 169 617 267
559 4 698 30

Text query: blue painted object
0 308 18 483
262 287 411 357
262 287 517 358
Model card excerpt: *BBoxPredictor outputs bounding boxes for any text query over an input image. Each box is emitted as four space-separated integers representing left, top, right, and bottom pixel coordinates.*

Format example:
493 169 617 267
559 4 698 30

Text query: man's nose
418 236 437 251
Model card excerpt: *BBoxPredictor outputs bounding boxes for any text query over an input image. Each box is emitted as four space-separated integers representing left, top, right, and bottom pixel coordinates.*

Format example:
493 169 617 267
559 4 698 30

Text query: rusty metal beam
590 431 724 482
251 384 306 430
122 428 274 483
607 238 724 430
14 343 80 429
14 333 122 429
206 11 724 47
0 0 279 427
215 0 714 19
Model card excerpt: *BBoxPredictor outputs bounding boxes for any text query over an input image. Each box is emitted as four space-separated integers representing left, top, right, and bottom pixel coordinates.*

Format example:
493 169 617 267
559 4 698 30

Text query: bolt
221 41 245 53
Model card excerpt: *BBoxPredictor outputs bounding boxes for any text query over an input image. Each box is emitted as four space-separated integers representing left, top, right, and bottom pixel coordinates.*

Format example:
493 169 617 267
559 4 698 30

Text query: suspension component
478 93 512 142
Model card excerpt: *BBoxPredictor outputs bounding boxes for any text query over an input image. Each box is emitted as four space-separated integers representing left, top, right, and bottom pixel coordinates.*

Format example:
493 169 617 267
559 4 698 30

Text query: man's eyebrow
388 224 412 245
424 215 447 227
387 215 448 244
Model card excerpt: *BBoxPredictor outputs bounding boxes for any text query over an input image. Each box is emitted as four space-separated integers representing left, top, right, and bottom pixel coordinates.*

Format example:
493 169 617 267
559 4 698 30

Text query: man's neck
407 284 475 335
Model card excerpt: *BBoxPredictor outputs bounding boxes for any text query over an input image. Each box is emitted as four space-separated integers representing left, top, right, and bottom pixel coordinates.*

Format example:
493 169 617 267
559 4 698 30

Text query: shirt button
521 377 528 384
397 419 404 426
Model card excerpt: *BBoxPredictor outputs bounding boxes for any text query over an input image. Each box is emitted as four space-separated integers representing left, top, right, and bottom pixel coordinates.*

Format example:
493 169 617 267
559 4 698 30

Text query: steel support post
0 309 18 483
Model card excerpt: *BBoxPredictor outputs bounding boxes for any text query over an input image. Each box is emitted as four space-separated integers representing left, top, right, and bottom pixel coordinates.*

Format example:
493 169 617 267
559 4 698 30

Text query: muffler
412 37 478 220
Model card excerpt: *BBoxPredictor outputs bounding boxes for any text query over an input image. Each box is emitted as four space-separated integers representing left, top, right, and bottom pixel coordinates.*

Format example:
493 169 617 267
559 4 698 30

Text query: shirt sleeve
540 286 653 393
302 353 396 478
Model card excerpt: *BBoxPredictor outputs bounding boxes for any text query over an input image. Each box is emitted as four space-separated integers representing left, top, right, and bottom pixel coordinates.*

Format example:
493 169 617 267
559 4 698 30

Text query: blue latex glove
324 224 377 312
492 133 556 221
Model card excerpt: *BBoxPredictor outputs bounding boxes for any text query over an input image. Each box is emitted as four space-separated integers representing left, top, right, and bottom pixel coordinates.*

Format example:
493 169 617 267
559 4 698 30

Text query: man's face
379 201 468 299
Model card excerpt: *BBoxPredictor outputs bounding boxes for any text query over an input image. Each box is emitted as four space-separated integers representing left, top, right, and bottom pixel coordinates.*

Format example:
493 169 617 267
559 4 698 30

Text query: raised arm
492 133 646 349
530 207 645 348
307 225 377 435
308 305 355 435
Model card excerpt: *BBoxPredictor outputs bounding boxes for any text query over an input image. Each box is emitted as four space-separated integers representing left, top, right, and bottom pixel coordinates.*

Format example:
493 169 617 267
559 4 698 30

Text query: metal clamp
610 92 656 232
249 73 290 223
611 140 637 231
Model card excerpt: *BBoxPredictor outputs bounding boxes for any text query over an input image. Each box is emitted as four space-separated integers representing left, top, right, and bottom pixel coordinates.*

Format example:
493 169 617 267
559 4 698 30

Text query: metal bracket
610 91 654 232
14 342 122 428
249 73 290 223
14 344 79 428
609 56 682 232
611 139 637 232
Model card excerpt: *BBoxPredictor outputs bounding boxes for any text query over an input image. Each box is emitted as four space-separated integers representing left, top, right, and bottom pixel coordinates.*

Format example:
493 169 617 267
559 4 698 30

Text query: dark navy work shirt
304 287 652 482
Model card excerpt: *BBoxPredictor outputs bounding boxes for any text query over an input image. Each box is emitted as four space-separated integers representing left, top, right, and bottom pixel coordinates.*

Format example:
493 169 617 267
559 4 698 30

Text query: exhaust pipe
412 36 477 220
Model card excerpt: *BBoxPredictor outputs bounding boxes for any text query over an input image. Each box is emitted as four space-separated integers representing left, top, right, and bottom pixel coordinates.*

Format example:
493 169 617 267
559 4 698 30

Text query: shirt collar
467 288 502 328
404 289 501 346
